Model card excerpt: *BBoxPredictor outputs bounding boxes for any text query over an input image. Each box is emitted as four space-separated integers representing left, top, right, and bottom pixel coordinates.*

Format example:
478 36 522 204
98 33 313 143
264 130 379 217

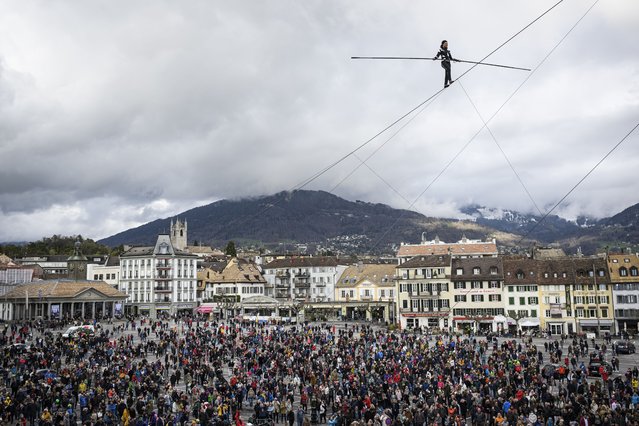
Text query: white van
62 325 95 338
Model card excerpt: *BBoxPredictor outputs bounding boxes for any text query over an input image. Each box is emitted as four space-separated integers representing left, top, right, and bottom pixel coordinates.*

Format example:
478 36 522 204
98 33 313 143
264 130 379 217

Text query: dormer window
159 243 169 255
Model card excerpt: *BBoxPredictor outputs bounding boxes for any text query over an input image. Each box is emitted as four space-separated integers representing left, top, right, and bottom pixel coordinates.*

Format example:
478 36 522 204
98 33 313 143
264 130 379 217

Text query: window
402 300 408 309
489 294 501 302
508 286 514 292
454 295 467 302
530 310 537 317
519 297 526 305
489 281 500 289
471 295 484 302
490 266 498 275
471 281 483 289
516 270 524 279
576 308 584 317
601 309 608 318
473 267 481 275
588 308 597 318
631 267 639 277
508 297 515 305
454 282 466 290
455 268 464 275
528 297 538 305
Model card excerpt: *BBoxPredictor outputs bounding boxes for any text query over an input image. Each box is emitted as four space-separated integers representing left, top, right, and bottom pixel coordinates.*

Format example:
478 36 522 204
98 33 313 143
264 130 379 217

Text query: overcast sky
0 1 638 243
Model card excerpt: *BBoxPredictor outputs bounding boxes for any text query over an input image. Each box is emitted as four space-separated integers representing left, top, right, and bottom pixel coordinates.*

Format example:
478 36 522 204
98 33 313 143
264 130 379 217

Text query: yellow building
335 263 396 322
571 257 614 336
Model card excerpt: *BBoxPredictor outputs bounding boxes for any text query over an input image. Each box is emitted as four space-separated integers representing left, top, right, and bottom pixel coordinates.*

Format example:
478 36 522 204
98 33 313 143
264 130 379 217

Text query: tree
225 241 237 257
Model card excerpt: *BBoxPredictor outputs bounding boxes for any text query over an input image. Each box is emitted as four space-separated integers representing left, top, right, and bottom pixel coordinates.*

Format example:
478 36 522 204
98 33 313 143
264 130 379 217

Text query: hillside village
2 218 639 337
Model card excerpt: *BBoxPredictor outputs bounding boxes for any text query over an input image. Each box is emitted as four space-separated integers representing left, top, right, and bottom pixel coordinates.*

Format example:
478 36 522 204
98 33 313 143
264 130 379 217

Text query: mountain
97 190 639 255
98 190 514 254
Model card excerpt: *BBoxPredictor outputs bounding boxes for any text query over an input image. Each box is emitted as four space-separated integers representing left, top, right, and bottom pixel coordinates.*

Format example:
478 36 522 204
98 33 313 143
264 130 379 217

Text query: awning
579 319 614 326
519 318 540 327
196 306 213 314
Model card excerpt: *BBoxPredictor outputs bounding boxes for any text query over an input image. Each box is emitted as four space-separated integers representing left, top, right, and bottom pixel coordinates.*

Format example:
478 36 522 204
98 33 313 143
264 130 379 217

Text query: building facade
120 234 198 317
608 253 639 334
450 257 506 333
262 257 346 302
334 263 396 322
503 257 541 330
396 255 451 330
571 257 613 335
197 258 265 318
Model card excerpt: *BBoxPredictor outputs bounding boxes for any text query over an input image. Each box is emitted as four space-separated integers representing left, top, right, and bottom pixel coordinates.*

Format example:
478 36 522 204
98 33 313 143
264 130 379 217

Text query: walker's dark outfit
435 47 455 87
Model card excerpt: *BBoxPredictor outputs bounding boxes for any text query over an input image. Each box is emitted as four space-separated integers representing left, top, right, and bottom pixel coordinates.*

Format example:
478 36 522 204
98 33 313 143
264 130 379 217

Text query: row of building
2 220 639 336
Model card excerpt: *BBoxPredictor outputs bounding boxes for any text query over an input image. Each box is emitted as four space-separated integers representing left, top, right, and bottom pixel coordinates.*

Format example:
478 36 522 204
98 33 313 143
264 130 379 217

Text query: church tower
170 218 187 251
67 240 88 281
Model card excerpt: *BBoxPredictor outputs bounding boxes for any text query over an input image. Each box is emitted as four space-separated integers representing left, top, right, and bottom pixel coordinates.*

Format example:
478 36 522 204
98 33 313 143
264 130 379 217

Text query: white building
87 256 121 289
262 257 347 302
396 255 451 330
120 234 198 317
450 257 506 333
609 253 639 334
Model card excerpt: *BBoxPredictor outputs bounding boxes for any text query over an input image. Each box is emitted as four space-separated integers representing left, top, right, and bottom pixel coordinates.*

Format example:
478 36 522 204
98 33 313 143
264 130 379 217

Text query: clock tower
67 240 88 281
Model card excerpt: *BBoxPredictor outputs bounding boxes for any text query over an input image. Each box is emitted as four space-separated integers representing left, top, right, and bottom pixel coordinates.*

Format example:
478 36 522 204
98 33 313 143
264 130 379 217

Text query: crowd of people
1 317 639 426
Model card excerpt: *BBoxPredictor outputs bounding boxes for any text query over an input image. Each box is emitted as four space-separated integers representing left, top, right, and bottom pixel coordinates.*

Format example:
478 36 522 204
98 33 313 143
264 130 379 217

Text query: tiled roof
397 242 497 257
502 256 609 285
502 257 538 285
199 258 265 284
3 280 127 300
450 257 504 280
397 255 450 269
105 256 120 267
336 264 397 288
607 254 639 281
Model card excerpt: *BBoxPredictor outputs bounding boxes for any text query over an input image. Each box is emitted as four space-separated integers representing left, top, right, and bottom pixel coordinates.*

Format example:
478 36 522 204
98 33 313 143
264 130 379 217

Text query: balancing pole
351 56 531 72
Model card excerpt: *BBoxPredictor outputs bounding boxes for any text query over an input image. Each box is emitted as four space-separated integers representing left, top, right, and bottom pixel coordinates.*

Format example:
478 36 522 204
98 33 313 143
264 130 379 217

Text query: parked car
588 361 613 377
615 341 636 354
62 325 95 338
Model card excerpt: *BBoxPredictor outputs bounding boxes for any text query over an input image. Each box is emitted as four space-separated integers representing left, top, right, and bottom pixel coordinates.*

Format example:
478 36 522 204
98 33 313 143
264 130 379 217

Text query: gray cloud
0 1 638 242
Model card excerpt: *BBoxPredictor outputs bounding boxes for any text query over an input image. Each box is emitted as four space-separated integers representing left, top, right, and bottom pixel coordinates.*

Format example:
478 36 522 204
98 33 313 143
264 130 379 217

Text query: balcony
156 263 172 270
155 274 172 281
276 271 290 278
155 286 173 293
295 283 310 289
